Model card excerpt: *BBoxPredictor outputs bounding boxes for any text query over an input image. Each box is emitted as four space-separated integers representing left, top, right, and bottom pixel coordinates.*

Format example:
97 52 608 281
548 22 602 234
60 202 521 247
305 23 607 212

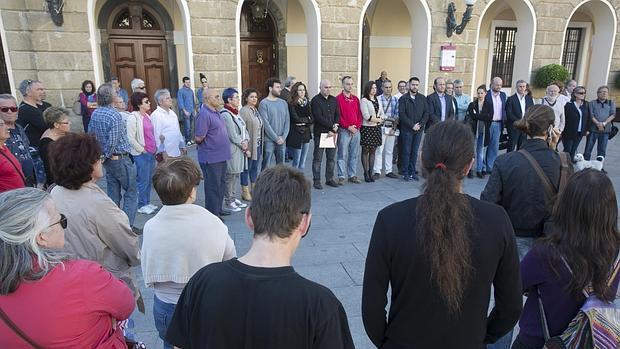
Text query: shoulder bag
519 149 570 196
0 307 44 348
537 254 620 349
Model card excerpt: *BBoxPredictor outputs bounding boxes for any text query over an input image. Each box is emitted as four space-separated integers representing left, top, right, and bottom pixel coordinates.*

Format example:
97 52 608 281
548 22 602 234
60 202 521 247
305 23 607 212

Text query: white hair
131 78 145 92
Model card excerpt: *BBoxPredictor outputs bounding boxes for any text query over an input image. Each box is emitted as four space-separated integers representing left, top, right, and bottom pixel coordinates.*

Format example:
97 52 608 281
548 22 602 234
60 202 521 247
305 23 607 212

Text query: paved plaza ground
125 137 620 348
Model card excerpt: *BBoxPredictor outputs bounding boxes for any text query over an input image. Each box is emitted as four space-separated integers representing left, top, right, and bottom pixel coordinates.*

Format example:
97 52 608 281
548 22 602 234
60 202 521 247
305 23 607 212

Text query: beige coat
239 105 264 161
126 111 146 156
50 183 142 305
360 97 385 127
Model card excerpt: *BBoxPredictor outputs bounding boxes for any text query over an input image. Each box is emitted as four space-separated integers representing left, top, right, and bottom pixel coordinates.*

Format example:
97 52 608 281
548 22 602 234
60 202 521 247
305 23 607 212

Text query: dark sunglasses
575 92 586 95
138 86 146 89
48 214 68 229
0 107 18 113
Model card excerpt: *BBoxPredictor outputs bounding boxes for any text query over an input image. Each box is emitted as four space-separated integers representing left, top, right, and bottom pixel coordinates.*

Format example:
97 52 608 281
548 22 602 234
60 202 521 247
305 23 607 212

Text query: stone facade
1 0 619 113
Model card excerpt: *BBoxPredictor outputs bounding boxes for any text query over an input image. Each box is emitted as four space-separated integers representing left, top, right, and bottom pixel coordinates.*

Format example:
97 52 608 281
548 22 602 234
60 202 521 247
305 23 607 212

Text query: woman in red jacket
0 119 25 192
0 187 135 348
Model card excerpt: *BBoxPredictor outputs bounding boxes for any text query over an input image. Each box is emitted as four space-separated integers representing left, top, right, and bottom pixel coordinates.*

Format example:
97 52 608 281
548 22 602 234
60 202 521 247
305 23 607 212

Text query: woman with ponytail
362 120 522 348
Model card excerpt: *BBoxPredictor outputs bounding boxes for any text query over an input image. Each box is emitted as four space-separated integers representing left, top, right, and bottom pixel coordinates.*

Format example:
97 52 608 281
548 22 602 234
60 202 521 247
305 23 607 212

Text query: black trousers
312 140 336 182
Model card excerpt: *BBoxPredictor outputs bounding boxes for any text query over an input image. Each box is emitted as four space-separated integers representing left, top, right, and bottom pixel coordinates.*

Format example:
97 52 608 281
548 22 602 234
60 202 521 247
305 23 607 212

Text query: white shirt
518 93 526 117
151 106 185 157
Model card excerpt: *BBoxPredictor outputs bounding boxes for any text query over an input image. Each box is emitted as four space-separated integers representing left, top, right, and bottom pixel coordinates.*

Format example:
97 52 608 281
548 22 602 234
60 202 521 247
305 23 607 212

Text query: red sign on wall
440 44 457 72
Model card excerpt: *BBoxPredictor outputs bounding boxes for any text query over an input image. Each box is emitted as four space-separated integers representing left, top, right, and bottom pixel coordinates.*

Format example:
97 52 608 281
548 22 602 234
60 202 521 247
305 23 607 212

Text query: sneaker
337 178 345 186
325 180 339 188
224 203 241 212
137 205 155 214
234 199 248 208
386 172 398 179
219 210 231 216
146 204 158 211
411 174 420 181
348 176 362 184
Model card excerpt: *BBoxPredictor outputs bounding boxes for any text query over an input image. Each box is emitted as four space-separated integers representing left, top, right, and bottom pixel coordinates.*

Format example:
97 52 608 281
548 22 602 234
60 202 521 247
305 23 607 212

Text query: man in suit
398 77 428 181
426 77 455 130
481 77 507 173
505 80 534 151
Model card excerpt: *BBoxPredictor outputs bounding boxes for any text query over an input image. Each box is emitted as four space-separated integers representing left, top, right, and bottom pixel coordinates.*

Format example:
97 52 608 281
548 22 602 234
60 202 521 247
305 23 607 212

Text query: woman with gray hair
0 187 135 348
39 106 71 187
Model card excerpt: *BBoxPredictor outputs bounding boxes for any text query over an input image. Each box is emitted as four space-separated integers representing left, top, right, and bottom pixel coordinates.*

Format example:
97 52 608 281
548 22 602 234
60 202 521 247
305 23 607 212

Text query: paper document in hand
319 133 337 148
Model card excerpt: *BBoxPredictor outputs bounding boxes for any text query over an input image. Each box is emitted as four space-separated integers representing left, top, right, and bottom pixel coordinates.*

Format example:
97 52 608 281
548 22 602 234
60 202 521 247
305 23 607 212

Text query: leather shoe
219 210 231 216
325 180 339 188
467 170 474 179
348 176 362 184
386 172 398 179
372 173 380 180
476 171 483 179
313 181 323 190
411 174 419 181
364 173 371 183
403 175 410 182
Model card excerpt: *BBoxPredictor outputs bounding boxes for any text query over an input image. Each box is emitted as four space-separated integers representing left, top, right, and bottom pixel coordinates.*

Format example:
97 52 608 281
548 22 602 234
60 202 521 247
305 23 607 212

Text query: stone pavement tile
307 225 372 246
295 263 356 288
292 243 364 266
342 261 365 286
332 285 362 317
348 316 375 349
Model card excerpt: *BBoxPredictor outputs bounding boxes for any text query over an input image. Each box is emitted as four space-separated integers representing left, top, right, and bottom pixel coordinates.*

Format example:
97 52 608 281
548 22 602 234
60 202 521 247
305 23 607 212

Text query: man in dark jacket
426 77 454 130
505 80 533 151
310 79 340 189
398 77 428 181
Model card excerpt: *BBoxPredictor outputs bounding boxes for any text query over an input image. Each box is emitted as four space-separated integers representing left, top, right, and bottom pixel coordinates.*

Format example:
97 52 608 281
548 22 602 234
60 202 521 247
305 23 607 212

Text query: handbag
73 97 82 115
537 255 620 349
609 124 618 140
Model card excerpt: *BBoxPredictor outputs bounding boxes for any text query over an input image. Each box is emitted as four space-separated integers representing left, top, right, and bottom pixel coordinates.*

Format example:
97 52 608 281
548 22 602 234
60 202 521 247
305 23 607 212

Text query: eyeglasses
138 86 146 90
57 121 70 125
0 107 18 113
575 92 586 95
143 100 151 104
48 213 68 229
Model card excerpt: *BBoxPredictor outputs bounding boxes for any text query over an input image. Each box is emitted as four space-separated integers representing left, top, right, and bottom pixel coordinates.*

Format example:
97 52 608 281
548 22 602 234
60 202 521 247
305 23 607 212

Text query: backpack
539 255 620 349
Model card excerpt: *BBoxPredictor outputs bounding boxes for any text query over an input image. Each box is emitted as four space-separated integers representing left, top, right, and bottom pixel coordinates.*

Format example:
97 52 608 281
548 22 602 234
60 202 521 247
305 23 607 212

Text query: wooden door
241 41 276 92
109 38 168 99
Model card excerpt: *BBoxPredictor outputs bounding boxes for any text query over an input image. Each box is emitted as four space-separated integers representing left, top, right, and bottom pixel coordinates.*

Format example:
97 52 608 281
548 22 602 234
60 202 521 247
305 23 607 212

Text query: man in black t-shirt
166 165 354 349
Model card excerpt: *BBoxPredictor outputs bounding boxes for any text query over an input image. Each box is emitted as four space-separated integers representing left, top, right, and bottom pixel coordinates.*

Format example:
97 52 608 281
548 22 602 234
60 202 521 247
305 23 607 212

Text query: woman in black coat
562 85 590 160
465 85 492 178
286 82 313 170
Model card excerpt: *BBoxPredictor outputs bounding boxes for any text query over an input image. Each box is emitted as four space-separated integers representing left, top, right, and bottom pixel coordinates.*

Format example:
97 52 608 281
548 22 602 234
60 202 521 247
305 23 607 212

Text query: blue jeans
103 156 137 226
241 145 262 186
337 129 360 179
200 161 226 217
31 151 46 185
584 132 609 160
153 295 175 349
486 122 502 172
182 112 193 143
476 131 486 172
487 236 534 349
400 130 423 177
262 140 286 169
561 134 583 161
134 153 155 208
291 142 310 169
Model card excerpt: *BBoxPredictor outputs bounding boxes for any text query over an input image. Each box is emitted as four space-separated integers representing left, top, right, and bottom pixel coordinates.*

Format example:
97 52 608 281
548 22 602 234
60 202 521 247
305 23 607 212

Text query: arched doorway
0 34 10 94
359 0 431 93
473 0 536 94
106 4 169 98
561 0 617 99
240 1 279 93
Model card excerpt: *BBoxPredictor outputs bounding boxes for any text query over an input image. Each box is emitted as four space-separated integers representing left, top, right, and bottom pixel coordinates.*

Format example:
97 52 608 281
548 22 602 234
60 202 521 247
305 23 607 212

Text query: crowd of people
0 70 618 349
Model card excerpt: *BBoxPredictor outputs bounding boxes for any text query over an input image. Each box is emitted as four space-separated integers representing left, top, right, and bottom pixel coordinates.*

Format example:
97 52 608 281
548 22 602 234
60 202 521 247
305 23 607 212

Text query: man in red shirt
336 76 363 184
0 119 26 192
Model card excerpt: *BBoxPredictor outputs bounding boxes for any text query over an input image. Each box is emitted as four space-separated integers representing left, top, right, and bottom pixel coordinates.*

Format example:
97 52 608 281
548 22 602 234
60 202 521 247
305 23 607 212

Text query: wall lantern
446 0 475 37
250 0 271 23
46 0 65 26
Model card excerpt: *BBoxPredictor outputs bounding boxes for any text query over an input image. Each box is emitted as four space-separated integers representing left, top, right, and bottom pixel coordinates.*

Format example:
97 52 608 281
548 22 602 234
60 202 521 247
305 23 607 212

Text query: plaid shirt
379 94 399 119
88 105 132 157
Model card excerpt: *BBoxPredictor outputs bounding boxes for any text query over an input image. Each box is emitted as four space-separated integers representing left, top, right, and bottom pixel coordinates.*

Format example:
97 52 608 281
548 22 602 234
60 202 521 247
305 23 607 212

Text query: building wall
1 0 620 107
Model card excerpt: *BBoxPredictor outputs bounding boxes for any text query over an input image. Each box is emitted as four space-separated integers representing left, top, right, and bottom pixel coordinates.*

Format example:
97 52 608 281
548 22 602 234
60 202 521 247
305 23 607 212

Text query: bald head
491 77 503 92
204 88 222 110
319 79 333 97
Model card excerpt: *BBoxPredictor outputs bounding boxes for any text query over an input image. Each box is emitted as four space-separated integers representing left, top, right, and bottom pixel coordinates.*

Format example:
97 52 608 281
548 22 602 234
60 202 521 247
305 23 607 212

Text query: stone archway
561 0 617 99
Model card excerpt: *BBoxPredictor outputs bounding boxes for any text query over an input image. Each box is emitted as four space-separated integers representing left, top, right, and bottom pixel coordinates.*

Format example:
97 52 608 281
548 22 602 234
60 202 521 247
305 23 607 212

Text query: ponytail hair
514 104 555 137
417 121 475 314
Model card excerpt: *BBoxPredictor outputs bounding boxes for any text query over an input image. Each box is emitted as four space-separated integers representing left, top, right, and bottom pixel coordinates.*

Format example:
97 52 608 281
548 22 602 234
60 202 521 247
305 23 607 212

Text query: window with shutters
491 27 517 87
562 28 583 80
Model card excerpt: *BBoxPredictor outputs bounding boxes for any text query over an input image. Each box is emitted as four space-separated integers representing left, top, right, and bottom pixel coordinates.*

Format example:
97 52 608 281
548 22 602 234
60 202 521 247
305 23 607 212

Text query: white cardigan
126 111 146 156
141 204 236 288
360 97 385 127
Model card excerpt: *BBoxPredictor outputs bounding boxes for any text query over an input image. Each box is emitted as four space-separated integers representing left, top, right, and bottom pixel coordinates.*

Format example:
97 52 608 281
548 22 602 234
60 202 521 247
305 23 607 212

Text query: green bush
533 64 570 88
